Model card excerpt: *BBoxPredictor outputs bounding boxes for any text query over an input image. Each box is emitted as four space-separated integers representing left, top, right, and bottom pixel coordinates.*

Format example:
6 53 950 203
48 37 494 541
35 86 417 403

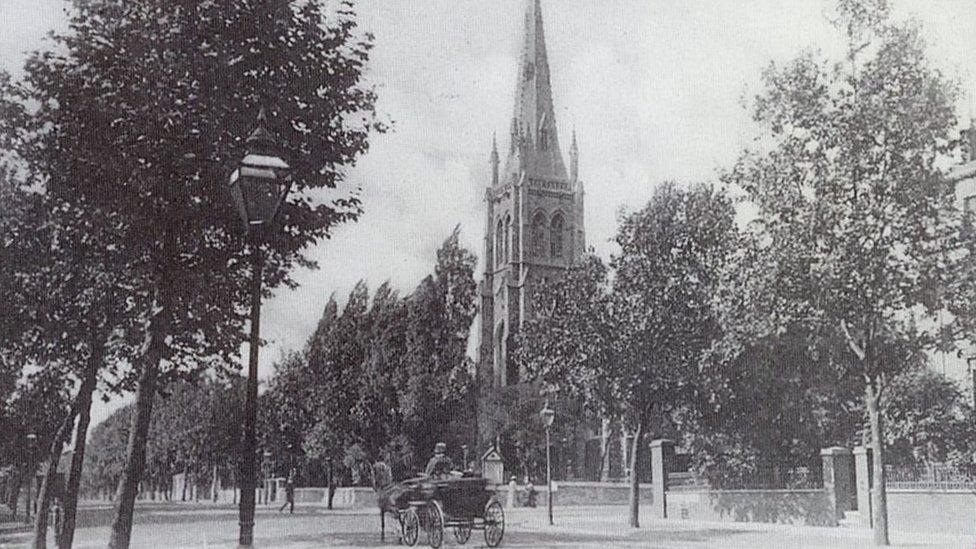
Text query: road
1 503 972 548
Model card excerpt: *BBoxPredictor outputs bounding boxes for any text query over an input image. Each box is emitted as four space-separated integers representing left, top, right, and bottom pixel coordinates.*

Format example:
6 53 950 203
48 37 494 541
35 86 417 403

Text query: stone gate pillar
650 439 673 519
821 446 853 526
853 446 873 527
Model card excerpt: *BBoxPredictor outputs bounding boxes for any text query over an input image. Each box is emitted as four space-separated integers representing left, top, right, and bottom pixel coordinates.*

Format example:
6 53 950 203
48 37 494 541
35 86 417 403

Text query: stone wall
495 481 654 507
667 489 834 526
292 487 375 508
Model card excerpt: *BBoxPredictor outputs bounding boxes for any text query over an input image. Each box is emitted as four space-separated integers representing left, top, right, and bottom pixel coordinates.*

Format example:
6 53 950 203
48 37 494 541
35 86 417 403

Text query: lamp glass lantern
540 405 555 429
228 109 293 229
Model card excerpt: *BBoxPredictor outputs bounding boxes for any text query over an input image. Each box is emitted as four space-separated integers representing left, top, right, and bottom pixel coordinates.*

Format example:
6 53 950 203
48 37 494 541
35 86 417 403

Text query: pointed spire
491 133 500 185
569 127 579 182
504 0 567 182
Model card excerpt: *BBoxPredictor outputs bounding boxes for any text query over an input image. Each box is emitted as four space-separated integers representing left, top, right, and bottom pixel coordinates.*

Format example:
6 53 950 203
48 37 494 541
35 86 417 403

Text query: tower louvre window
532 211 547 257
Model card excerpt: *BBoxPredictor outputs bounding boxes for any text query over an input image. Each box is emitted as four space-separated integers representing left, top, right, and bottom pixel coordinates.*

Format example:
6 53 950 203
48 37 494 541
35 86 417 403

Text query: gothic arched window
532 211 547 258
504 215 511 264
550 213 565 259
495 218 504 268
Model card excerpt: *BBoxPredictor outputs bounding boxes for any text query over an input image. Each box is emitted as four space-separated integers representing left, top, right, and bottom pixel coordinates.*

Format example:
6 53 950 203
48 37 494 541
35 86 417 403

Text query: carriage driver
424 442 454 477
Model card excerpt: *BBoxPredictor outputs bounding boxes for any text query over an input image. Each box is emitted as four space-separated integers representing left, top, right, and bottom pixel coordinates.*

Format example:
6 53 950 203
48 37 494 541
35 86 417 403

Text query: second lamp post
228 107 293 547
540 402 555 526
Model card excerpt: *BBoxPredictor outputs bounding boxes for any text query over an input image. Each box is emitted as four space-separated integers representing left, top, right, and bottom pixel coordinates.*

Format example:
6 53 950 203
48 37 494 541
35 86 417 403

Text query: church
476 0 591 471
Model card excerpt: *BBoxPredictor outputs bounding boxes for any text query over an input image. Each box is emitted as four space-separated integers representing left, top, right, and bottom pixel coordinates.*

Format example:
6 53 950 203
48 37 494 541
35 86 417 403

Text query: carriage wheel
483 500 505 547
453 523 472 545
425 501 445 549
402 508 420 547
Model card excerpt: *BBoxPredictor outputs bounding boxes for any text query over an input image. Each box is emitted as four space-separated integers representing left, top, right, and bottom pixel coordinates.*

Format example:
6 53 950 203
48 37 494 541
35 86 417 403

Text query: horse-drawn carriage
377 470 505 548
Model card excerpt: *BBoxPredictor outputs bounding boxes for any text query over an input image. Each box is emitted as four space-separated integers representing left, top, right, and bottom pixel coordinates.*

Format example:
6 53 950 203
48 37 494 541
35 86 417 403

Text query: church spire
490 133 500 185
504 0 567 182
569 127 579 182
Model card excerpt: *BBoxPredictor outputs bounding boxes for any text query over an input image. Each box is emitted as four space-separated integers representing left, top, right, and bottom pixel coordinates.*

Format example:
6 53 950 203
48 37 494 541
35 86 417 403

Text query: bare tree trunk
181 467 188 502
107 311 164 549
33 404 79 549
10 470 23 520
866 383 889 545
599 418 614 482
327 460 335 510
628 419 644 528
58 347 99 549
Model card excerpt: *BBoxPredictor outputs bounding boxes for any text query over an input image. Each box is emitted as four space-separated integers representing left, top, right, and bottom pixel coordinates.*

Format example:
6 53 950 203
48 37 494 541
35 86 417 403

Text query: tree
521 182 736 527
610 182 736 527
0 165 128 547
882 367 975 468
689 329 863 488
517 254 620 480
267 228 478 487
720 1 971 543
83 379 247 503
1 0 383 546
399 228 478 466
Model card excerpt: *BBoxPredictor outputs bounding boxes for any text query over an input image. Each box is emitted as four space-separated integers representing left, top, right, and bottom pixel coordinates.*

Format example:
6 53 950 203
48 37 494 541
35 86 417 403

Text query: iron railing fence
885 463 976 491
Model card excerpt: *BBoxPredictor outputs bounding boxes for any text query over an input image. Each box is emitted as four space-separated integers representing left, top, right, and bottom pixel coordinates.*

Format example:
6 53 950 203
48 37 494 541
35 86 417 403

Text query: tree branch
840 319 866 362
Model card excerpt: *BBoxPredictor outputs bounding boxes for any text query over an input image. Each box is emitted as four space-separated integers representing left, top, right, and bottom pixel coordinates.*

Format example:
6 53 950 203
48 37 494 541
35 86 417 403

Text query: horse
372 461 408 542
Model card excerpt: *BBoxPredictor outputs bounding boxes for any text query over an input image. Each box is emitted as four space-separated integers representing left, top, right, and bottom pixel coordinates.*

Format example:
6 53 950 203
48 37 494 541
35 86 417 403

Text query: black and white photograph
2 0 976 547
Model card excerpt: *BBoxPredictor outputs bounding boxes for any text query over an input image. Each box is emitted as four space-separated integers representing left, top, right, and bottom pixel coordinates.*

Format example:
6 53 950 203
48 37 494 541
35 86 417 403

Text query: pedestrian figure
51 497 62 547
525 477 537 507
506 476 517 509
278 469 295 514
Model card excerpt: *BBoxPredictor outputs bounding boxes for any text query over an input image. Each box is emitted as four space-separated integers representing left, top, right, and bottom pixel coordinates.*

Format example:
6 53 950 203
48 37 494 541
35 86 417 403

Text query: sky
2 0 976 425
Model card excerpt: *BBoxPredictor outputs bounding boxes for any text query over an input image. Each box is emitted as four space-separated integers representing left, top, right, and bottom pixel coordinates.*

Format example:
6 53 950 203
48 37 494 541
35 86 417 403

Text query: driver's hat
434 442 447 455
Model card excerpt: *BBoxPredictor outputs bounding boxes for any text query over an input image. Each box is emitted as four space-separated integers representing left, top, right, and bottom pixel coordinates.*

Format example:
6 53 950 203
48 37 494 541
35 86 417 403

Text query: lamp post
561 436 570 481
262 450 273 505
228 108 292 547
24 433 36 524
540 403 555 526
967 356 976 412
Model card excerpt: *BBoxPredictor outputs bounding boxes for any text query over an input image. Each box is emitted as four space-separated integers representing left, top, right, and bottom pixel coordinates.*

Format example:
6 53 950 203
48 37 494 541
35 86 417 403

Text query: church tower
478 0 585 411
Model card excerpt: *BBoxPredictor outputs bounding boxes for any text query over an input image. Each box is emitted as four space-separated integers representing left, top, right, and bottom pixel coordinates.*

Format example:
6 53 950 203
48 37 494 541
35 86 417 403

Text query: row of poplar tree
78 229 480 507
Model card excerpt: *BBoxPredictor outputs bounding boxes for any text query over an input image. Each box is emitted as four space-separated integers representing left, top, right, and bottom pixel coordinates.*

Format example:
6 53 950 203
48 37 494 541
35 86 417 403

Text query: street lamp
540 402 555 526
228 107 292 547
24 433 36 524
967 355 976 412
261 450 272 505
561 436 571 481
